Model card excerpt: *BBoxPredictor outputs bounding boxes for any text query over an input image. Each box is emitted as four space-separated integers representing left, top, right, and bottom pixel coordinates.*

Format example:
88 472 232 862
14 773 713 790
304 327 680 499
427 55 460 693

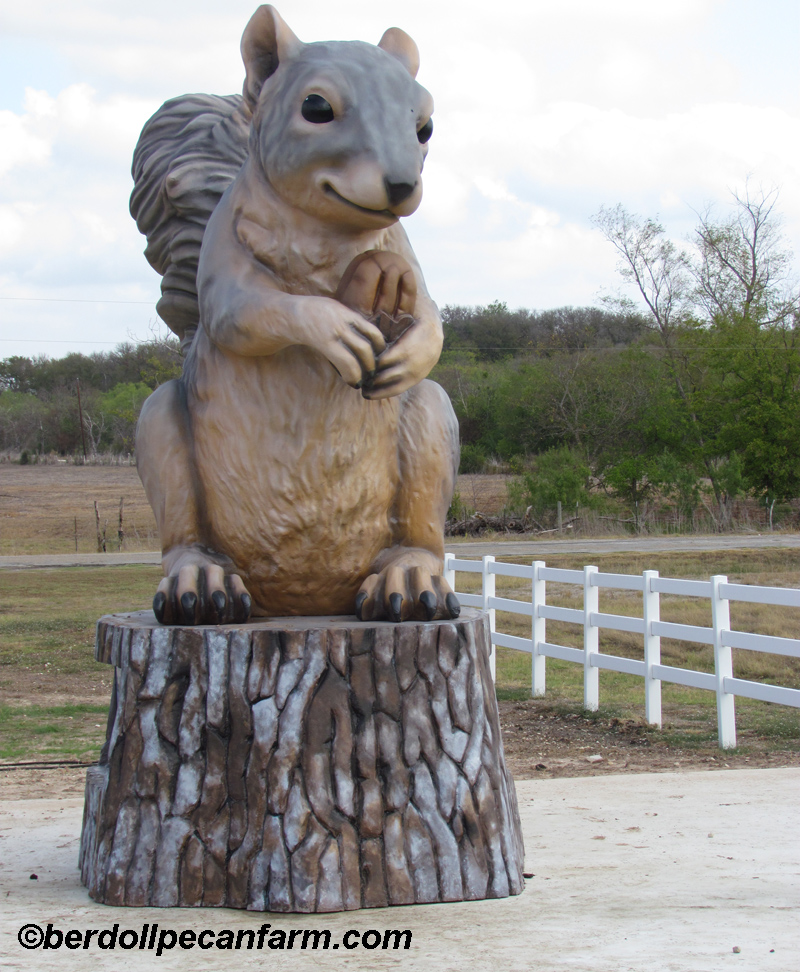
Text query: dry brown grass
455 474 512 515
2 466 792 554
0 468 537 554
0 464 157 554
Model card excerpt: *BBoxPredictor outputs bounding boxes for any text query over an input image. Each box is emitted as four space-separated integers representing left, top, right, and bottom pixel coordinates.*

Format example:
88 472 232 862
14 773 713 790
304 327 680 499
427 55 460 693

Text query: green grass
0 565 162 678
0 552 797 761
0 565 161 761
0 703 111 760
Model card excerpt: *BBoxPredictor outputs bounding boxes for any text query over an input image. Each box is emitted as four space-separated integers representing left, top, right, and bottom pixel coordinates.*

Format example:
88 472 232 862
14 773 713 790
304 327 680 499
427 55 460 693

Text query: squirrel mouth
323 183 396 220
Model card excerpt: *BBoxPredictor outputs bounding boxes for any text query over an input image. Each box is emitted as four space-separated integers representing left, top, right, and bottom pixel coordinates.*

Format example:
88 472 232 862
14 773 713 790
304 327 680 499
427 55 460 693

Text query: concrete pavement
1 768 798 971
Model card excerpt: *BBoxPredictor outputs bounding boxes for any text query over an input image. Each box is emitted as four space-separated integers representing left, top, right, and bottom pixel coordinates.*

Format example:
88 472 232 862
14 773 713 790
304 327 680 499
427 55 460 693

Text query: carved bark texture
79 609 524 911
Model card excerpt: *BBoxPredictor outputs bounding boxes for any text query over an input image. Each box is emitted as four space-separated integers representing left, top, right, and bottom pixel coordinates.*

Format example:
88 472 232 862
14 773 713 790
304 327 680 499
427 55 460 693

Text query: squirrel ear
241 5 302 110
377 27 420 78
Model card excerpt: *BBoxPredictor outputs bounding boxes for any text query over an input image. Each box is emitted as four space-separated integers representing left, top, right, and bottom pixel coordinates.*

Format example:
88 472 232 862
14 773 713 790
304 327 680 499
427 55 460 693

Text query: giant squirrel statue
132 5 460 625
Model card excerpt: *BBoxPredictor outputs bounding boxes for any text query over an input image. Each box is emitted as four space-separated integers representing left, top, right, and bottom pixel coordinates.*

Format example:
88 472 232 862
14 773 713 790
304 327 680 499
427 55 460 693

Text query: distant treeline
432 301 800 530
0 339 181 456
2 189 799 530
441 303 647 360
0 306 642 460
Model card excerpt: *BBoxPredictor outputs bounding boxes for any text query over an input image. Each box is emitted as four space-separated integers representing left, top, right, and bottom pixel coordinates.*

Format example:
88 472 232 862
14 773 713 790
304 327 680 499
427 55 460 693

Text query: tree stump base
79 609 525 911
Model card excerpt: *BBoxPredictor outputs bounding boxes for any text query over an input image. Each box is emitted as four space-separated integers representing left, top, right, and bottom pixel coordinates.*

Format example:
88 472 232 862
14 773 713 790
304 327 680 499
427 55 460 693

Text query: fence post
642 570 662 727
711 574 737 749
482 556 496 682
443 552 455 591
583 565 599 711
532 561 546 697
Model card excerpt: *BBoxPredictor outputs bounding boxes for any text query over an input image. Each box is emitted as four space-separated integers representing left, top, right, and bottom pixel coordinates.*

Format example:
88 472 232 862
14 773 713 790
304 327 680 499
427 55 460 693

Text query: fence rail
443 553 800 750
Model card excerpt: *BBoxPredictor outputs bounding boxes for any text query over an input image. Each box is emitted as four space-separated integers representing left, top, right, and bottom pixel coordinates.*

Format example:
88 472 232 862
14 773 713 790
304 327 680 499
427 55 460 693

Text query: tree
692 186 795 328
0 391 46 453
593 187 800 522
600 453 661 533
699 312 800 505
97 382 153 453
515 446 591 515
533 346 664 462
440 302 647 361
653 449 702 528
592 204 694 344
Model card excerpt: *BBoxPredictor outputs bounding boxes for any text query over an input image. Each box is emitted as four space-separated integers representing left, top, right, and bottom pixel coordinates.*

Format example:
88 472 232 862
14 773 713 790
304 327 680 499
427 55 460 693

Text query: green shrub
515 446 592 514
459 443 486 474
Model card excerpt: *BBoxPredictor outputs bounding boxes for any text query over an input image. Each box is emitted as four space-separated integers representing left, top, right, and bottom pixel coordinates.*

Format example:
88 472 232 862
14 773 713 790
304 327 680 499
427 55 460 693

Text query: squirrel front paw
336 249 417 394
153 563 252 625
355 560 460 623
336 249 417 343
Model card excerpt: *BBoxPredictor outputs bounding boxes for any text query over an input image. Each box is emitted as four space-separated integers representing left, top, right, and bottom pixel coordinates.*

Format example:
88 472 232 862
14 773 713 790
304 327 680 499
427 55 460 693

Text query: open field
0 464 158 555
1 464 794 556
456 473 513 514
0 548 797 797
0 466 521 555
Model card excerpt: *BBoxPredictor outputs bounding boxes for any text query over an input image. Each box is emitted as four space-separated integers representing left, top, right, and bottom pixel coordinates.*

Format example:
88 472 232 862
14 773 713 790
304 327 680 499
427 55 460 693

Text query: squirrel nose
384 178 416 207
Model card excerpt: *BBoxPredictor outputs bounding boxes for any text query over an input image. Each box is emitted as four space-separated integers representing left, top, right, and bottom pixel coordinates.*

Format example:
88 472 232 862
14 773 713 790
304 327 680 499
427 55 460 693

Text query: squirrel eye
302 94 334 123
417 117 433 144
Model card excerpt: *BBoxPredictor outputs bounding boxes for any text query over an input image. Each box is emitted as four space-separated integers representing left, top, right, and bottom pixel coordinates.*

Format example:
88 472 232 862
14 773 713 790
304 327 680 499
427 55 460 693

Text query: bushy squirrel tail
130 93 251 352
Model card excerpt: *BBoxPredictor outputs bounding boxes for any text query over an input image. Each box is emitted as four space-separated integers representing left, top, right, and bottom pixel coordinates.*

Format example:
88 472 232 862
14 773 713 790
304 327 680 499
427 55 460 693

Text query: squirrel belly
183 331 401 616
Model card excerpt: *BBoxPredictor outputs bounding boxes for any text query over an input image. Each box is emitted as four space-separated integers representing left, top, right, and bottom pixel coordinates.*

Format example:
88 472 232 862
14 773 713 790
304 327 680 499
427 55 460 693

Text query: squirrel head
239 5 434 231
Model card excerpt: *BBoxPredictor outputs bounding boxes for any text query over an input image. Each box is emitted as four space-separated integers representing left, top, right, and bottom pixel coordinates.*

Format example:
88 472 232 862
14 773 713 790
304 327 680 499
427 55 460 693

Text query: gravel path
2 534 797 569
450 533 800 558
0 551 161 569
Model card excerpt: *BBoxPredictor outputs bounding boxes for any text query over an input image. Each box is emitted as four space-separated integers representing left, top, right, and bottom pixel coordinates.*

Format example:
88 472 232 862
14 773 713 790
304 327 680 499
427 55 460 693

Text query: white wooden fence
443 553 800 749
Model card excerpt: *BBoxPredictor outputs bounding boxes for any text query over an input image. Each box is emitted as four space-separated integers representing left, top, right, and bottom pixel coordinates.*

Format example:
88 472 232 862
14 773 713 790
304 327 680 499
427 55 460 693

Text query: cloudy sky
1 0 798 359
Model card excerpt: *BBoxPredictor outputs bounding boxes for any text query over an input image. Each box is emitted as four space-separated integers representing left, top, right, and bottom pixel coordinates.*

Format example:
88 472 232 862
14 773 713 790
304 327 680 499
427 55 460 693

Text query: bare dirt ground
497 699 799 780
2 716 796 801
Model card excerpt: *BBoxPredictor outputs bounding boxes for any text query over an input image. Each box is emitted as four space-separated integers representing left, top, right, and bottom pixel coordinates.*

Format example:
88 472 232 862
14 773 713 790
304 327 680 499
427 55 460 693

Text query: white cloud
416 159 472 227
473 176 520 206
0 80 160 326
20 84 158 164
0 108 51 177
0 0 798 357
